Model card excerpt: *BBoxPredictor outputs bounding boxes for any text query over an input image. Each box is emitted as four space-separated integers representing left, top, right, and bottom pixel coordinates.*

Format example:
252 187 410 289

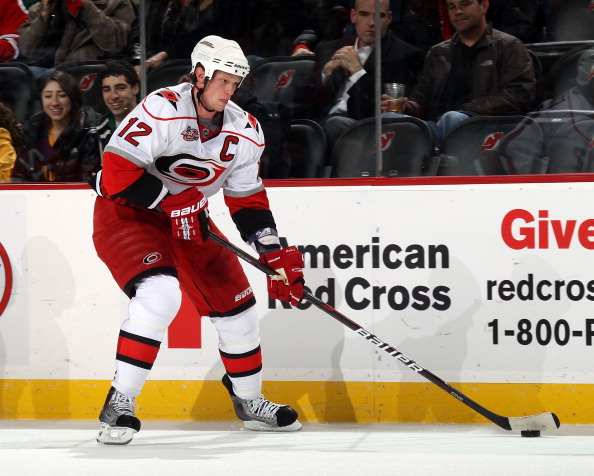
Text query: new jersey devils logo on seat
275 70 296 89
79 73 97 91
155 154 226 185
480 132 505 152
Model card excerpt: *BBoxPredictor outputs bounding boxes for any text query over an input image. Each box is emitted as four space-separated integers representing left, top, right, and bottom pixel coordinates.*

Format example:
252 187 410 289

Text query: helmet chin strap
195 78 216 114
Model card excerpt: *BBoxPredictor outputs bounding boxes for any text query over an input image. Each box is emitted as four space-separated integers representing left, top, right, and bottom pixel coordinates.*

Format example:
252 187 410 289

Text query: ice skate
96 386 141 445
222 374 302 432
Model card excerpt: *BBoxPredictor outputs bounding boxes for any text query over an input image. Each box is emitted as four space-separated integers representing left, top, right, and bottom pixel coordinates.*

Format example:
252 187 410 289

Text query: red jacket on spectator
0 0 28 63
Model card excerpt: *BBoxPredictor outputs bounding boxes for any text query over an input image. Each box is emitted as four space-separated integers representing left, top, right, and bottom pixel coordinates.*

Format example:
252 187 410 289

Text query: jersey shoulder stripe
141 83 197 122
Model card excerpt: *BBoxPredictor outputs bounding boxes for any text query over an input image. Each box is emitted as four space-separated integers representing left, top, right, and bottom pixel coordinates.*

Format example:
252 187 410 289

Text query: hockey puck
521 430 541 437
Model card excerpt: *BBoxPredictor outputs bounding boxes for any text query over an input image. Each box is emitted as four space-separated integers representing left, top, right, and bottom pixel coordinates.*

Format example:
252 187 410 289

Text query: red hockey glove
260 246 305 306
66 0 83 16
161 187 209 241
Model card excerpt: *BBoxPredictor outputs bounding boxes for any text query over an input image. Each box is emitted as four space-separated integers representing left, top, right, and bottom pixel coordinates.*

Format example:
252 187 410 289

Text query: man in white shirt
301 0 424 157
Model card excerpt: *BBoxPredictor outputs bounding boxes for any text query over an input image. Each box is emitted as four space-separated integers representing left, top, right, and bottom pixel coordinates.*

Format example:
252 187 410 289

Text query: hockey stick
209 231 561 433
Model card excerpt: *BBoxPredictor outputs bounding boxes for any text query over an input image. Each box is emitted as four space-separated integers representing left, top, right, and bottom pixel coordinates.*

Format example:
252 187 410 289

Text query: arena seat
247 56 316 115
546 115 594 173
0 62 35 123
56 60 110 115
146 59 193 94
546 45 594 98
526 41 594 79
437 116 529 176
286 119 327 178
330 117 434 178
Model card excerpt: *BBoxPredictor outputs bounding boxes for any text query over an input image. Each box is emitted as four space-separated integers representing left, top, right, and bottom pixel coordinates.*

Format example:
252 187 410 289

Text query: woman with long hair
13 70 102 182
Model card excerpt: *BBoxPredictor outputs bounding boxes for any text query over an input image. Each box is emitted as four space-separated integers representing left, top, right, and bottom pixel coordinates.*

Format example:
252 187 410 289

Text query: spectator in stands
0 102 22 182
393 0 537 53
385 0 536 147
18 0 136 76
1 0 29 63
144 0 308 72
300 0 424 156
488 47 594 174
143 0 209 72
96 60 139 153
13 70 102 182
290 0 355 56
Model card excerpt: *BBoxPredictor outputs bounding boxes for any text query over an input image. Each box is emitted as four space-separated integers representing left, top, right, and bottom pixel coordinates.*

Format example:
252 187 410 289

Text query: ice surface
0 420 592 475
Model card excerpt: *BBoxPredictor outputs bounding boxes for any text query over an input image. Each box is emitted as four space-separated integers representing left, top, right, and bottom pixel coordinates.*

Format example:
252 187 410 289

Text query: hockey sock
113 275 182 396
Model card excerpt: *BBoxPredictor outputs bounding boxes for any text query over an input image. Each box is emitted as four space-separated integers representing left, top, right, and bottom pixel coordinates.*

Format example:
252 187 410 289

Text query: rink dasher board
1 181 593 386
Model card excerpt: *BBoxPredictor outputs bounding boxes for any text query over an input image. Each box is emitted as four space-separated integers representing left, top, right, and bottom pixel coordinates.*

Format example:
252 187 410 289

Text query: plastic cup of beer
384 83 405 113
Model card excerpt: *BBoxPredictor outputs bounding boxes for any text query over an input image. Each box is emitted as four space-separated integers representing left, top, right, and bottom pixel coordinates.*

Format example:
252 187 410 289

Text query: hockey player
91 35 306 445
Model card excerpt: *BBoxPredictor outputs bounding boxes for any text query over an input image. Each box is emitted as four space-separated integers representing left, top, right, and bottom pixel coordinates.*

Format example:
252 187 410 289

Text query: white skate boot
222 374 302 432
96 386 141 445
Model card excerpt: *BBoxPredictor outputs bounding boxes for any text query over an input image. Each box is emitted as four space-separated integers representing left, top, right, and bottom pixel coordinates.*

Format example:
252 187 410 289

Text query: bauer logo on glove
161 187 210 241
260 246 305 306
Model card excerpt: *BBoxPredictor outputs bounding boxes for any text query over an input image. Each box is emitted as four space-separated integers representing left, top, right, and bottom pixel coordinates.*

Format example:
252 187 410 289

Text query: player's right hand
260 246 305 306
161 187 209 241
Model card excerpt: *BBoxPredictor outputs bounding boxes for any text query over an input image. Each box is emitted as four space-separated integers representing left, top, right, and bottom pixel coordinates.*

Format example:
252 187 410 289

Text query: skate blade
244 419 302 432
96 422 137 445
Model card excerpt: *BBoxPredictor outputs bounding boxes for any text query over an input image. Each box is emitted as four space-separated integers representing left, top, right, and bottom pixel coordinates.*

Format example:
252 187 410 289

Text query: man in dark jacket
301 0 424 154
393 0 536 146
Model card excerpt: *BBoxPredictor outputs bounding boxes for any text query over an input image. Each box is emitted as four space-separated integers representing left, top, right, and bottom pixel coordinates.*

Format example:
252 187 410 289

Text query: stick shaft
209 231 559 432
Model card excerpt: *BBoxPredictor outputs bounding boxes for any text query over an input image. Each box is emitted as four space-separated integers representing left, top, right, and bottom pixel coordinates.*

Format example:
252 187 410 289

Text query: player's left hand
161 187 209 241
260 246 305 306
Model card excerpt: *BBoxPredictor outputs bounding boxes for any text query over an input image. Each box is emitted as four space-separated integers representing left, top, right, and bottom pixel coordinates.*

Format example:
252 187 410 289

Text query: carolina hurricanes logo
155 154 227 185
589 0 594 12
143 252 162 265
0 242 13 318
480 132 505 151
372 132 396 152
79 73 97 91
275 70 296 89
245 113 260 133
181 126 199 141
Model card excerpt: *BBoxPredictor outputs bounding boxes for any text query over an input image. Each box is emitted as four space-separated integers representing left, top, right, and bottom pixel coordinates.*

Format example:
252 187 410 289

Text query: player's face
446 0 489 35
351 0 392 47
41 80 71 125
200 71 242 113
102 75 139 122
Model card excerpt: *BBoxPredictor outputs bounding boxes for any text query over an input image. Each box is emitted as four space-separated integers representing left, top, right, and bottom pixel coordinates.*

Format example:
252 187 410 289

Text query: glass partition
2 0 594 183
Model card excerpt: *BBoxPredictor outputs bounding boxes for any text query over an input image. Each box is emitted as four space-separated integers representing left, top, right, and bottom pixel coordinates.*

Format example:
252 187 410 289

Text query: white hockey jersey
102 81 266 195
95 82 276 240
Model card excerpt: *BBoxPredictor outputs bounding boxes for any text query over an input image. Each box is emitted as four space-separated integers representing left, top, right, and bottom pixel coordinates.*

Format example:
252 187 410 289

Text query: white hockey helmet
190 35 250 85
